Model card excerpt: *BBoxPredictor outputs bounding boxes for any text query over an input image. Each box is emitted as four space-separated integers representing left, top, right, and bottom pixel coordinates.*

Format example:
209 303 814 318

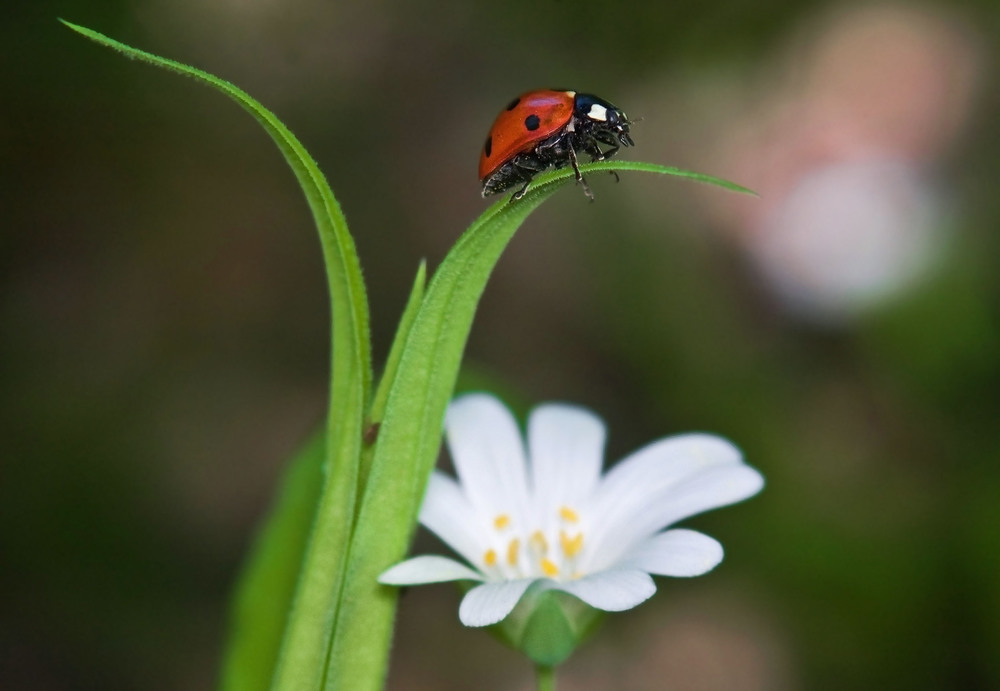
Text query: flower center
482 505 585 581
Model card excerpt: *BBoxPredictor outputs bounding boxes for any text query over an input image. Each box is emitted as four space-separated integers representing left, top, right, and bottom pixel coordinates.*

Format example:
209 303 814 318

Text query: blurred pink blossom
713 4 981 322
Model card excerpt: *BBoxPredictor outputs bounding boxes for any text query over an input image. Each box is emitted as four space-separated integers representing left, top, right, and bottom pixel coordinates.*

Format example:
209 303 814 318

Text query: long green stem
535 665 556 691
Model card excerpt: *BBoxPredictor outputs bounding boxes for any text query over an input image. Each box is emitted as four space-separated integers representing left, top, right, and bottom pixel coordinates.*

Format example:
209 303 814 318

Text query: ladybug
479 89 634 200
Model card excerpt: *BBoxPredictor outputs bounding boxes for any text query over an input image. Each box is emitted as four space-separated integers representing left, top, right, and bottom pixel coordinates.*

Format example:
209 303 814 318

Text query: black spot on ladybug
524 114 541 131
484 135 493 158
506 97 520 111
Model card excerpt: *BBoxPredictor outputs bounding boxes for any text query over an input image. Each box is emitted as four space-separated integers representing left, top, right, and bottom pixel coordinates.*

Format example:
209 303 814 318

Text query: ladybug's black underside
482 109 634 199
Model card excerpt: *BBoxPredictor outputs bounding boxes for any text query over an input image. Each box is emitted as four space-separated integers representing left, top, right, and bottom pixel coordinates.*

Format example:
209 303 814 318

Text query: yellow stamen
529 530 549 554
541 558 560 577
493 514 511 530
560 530 584 558
483 549 497 567
507 538 520 566
559 506 580 523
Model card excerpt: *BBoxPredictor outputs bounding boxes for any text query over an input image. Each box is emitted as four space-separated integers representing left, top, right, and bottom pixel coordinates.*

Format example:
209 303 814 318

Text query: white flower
379 393 764 628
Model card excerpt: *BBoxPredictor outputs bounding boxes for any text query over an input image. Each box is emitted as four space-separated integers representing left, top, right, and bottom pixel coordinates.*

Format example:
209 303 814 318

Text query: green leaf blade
321 161 751 688
62 21 372 691
358 261 428 494
544 159 759 196
323 178 571 689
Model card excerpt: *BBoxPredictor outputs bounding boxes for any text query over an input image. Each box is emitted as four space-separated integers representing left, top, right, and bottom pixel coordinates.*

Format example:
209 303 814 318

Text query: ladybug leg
583 138 621 184
566 140 594 201
510 167 535 199
512 179 531 200
509 157 547 200
580 135 616 162
578 137 622 189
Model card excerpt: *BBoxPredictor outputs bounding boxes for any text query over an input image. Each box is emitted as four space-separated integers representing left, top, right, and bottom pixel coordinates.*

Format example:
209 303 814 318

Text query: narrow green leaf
577 159 759 196
218 433 324 691
359 260 427 492
368 261 428 429
61 22 372 691
324 162 752 689
325 181 563 689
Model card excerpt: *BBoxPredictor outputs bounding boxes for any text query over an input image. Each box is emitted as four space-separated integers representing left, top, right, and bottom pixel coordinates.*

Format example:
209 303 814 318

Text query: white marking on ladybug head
587 103 608 121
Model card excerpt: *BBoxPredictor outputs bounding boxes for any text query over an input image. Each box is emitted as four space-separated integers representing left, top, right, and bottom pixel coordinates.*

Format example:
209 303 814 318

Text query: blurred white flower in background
710 4 980 323
751 158 941 321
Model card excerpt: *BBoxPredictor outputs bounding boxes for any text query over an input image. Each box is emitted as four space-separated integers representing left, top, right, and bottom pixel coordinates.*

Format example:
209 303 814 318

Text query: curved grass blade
61 21 372 691
575 159 758 196
217 260 425 691
360 261 427 491
322 160 751 688
325 185 560 689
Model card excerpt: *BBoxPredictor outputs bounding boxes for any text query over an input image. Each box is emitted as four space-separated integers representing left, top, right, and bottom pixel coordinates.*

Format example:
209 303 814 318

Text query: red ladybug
479 89 634 200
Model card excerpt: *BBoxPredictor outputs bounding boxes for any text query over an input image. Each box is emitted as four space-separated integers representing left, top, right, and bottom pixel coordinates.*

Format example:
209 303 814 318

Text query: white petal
597 434 744 508
618 529 724 577
459 579 536 627
586 435 762 569
418 471 483 566
594 465 763 569
528 403 605 516
551 569 656 611
445 393 531 524
378 555 484 585
638 465 764 534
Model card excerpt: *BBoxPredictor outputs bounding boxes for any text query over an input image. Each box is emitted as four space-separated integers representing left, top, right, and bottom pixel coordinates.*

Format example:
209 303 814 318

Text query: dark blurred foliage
3 0 1000 689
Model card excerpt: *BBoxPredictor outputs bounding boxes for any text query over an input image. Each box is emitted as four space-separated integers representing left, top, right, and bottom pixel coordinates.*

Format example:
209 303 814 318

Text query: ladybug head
606 108 634 147
575 93 634 147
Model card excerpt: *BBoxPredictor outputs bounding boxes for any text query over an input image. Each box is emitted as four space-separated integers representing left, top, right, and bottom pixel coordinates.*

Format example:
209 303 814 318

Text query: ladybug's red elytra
479 89 634 200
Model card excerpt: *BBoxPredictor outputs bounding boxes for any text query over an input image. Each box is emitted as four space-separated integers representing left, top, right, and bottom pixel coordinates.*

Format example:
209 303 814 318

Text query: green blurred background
3 0 1000 688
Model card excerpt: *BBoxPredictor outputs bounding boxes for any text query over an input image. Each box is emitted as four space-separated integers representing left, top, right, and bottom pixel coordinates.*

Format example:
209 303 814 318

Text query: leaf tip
732 183 760 198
